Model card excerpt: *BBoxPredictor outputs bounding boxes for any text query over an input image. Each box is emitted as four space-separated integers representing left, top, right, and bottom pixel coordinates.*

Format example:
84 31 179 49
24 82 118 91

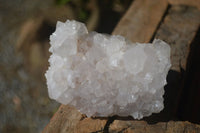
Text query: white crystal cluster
45 20 171 119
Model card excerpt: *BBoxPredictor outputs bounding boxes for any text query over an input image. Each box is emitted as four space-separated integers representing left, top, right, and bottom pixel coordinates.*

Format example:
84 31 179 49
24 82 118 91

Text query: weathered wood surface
113 0 168 43
155 6 200 72
43 105 82 133
43 0 200 132
168 0 200 10
151 2 200 124
43 105 107 133
109 120 200 133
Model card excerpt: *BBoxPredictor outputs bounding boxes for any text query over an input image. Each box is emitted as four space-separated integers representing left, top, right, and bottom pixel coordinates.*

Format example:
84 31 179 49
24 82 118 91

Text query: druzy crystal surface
45 20 171 119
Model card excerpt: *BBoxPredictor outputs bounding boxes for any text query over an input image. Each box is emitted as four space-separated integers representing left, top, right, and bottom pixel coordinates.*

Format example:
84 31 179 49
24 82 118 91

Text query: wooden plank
43 105 82 133
168 0 200 10
73 118 106 133
155 5 200 72
42 105 106 133
112 0 168 43
109 120 200 132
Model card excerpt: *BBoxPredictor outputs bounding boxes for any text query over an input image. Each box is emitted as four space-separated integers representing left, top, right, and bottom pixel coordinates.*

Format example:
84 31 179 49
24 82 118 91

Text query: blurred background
1 0 200 133
0 0 132 132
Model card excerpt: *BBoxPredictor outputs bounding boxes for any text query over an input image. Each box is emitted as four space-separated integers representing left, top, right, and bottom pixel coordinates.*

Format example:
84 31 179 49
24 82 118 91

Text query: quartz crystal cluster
45 20 171 119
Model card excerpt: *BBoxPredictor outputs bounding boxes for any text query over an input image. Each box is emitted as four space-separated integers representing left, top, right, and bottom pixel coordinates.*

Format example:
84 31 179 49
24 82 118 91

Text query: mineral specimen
45 20 171 119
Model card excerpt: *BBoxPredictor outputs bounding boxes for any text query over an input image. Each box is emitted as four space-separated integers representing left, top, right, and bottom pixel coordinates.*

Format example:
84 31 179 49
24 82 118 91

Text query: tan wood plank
42 105 82 133
112 0 168 43
42 105 106 133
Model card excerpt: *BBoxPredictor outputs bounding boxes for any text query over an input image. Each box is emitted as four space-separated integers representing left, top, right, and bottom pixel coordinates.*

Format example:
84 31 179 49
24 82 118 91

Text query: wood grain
42 105 82 133
112 0 168 43
155 6 200 72
168 0 200 10
109 120 200 133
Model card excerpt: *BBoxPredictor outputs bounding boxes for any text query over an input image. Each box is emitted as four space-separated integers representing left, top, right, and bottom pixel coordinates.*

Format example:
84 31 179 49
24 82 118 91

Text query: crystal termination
45 20 171 119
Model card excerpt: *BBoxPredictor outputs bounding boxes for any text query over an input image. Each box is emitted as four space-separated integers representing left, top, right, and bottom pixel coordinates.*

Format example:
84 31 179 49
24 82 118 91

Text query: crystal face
45 20 171 119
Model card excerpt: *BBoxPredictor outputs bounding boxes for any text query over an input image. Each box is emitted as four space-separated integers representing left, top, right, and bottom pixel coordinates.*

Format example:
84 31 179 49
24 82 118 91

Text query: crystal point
45 20 171 119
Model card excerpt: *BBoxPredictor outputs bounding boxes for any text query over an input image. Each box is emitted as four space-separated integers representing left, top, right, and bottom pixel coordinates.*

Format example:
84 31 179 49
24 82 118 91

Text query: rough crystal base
45 20 171 119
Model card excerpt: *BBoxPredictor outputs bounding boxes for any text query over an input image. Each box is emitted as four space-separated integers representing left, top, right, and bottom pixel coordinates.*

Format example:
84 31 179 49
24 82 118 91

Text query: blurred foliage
78 9 89 22
55 0 132 23
56 0 71 5
55 0 90 22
